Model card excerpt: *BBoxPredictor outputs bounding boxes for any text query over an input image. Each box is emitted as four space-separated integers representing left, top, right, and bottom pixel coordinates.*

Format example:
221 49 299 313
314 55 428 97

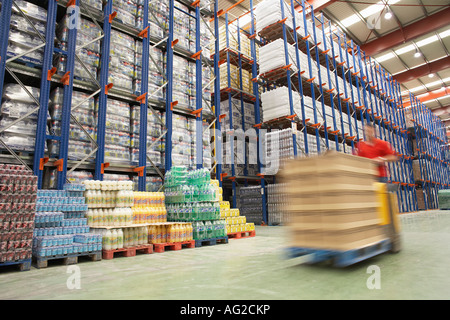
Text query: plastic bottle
143 226 148 245
199 221 206 240
162 225 168 244
86 209 93 226
103 230 112 250
187 224 193 241
204 221 212 239
179 224 185 242
117 229 124 249
111 229 118 250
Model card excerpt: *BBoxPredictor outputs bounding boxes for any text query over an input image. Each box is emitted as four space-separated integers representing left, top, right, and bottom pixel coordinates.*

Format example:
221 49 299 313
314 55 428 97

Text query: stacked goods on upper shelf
134 44 166 100
55 14 102 84
237 186 263 225
219 64 253 95
95 98 132 165
172 55 193 109
7 0 47 66
48 88 96 161
136 0 169 38
83 180 134 228
164 167 226 241
220 99 256 131
279 151 387 251
255 0 341 60
213 23 259 61
109 29 137 92
32 183 102 258
260 86 301 122
219 202 255 235
0 84 48 152
0 165 37 263
112 0 138 28
130 107 164 168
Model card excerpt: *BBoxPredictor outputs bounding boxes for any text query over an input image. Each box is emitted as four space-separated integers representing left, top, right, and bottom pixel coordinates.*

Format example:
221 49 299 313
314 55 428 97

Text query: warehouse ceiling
217 0 450 130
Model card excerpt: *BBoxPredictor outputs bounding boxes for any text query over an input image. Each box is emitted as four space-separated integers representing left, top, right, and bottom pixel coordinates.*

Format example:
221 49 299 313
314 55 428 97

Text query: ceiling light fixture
414 49 421 58
384 8 392 20
429 73 435 78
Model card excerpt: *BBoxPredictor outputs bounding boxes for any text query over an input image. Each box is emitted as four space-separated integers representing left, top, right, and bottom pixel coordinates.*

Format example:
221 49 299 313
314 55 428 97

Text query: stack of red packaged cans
0 164 37 263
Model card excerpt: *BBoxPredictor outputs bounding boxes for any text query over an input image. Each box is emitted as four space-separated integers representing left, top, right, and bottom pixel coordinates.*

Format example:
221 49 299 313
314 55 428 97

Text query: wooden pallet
0 259 32 272
153 240 195 253
33 251 102 269
102 244 153 260
227 230 256 239
286 239 392 267
195 236 229 248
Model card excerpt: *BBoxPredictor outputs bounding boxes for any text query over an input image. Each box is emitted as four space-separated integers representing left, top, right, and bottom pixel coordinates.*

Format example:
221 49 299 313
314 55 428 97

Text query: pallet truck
286 182 402 267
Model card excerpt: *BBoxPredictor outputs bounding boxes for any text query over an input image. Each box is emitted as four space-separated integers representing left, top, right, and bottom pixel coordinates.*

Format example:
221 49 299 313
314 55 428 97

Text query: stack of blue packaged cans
32 184 102 258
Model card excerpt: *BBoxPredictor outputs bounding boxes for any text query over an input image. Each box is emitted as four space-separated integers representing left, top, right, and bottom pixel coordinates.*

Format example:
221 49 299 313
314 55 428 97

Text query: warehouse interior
0 0 449 301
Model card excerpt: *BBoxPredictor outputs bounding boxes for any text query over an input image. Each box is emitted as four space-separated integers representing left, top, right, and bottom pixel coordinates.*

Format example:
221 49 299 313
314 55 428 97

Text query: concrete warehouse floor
1 210 450 300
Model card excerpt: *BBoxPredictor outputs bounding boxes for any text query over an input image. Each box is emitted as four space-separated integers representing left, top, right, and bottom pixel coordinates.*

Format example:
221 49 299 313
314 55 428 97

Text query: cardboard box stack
279 151 388 251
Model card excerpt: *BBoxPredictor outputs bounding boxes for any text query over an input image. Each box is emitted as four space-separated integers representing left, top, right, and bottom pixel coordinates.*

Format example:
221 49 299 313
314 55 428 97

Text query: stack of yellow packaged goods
220 201 255 234
212 24 259 63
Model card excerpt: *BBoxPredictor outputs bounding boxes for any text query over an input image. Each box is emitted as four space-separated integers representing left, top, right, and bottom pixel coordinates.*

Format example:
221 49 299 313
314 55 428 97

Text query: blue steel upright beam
213 0 222 186
94 0 113 180
194 3 203 170
33 0 58 188
301 0 321 154
0 0 13 110
57 1 80 189
165 0 175 172
322 17 340 151
249 0 266 224
138 0 150 191
289 0 306 156
311 11 329 151
224 13 236 208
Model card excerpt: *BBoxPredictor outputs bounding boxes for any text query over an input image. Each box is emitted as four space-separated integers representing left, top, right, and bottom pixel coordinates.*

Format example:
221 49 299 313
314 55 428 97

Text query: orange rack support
47 67 57 81
39 157 49 171
54 159 64 172
101 163 110 174
133 166 145 177
105 83 113 95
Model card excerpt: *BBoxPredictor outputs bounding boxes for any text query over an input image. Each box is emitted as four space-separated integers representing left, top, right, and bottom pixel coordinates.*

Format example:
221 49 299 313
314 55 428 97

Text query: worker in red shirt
355 123 398 182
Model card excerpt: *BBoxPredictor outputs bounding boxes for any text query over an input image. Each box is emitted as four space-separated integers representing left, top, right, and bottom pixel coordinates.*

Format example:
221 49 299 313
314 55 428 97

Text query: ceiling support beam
360 7 450 56
403 86 450 108
393 56 450 83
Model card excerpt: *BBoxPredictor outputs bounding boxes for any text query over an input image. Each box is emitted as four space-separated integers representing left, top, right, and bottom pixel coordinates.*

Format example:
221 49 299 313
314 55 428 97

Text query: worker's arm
375 154 398 163
375 141 398 163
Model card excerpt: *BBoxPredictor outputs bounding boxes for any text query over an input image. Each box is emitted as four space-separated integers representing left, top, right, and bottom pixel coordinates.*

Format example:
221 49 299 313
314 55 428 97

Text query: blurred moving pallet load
438 190 450 210
279 151 389 251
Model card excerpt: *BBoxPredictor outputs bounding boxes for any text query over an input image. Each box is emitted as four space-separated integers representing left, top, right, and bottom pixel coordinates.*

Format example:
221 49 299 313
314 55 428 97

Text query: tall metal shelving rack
0 0 218 192
210 0 270 222
247 0 448 219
